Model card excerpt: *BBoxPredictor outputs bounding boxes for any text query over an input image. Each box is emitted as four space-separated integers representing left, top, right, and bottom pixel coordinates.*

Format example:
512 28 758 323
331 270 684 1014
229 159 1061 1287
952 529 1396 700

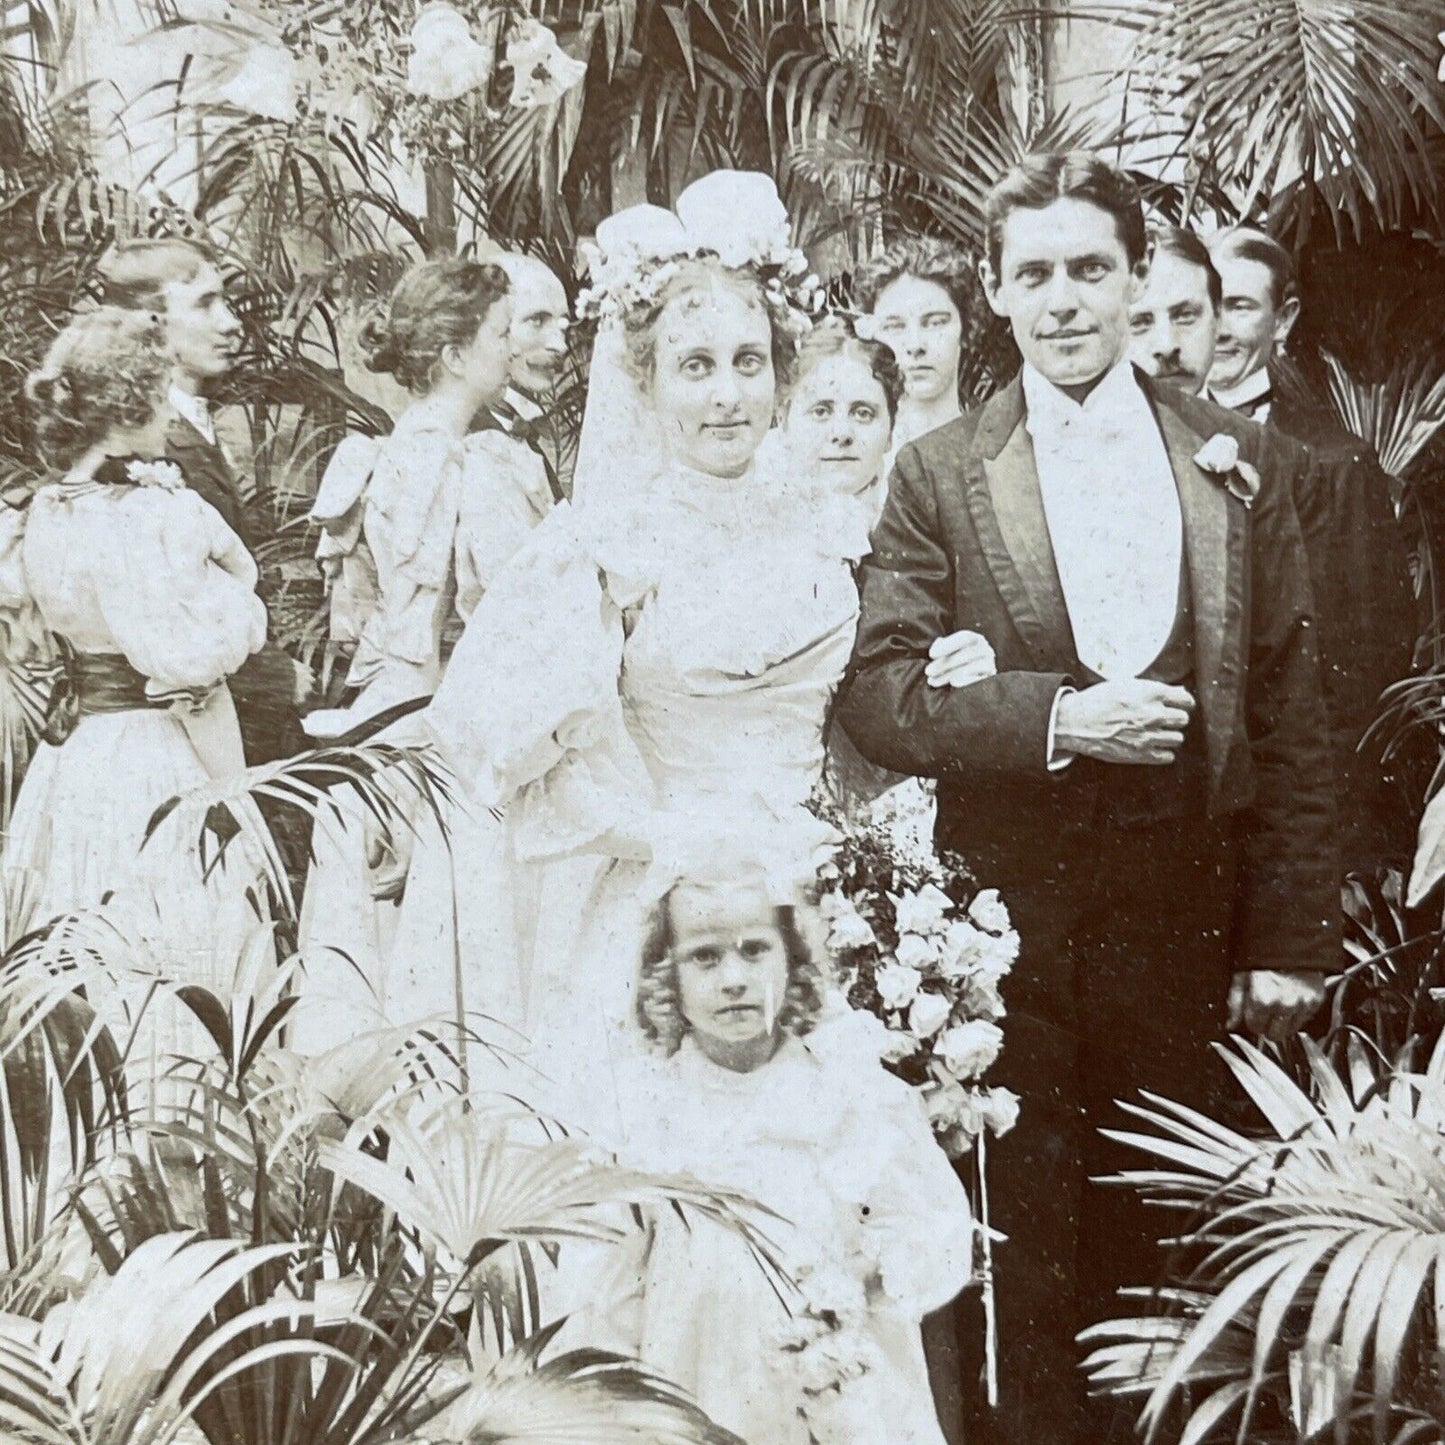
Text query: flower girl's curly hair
635 881 828 1056
26 307 171 468
619 257 808 393
358 258 511 395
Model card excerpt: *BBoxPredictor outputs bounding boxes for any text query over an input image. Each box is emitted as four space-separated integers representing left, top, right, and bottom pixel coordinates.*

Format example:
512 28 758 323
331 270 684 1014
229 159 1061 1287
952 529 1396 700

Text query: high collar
1021 358 1147 446
168 385 214 445
1209 366 1272 413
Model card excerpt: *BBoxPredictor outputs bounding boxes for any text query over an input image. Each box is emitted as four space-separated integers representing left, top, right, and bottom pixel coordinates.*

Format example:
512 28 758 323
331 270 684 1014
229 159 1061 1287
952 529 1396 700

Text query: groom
837 153 1338 1445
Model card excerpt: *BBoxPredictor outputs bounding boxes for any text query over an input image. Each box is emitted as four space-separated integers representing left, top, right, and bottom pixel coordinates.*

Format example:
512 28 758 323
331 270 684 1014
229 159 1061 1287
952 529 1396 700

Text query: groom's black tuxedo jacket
836 369 1338 977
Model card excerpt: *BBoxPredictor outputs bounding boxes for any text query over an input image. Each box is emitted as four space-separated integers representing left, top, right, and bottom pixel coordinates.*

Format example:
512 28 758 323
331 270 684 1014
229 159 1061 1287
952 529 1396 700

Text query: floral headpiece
576 171 826 326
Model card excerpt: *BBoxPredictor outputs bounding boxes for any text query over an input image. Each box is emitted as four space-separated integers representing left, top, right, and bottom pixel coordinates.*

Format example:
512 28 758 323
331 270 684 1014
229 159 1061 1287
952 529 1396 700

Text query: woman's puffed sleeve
453 432 553 620
425 505 652 862
99 488 268 697
834 1068 975 1320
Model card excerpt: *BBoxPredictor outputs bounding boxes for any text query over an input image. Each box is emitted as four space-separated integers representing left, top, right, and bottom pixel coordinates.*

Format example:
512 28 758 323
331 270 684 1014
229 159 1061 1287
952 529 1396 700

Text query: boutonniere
1193 433 1261 509
125 459 184 492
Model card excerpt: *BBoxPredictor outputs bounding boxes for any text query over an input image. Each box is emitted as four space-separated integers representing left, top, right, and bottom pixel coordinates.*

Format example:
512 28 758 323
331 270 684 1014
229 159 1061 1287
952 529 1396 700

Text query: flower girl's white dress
575 1035 974 1445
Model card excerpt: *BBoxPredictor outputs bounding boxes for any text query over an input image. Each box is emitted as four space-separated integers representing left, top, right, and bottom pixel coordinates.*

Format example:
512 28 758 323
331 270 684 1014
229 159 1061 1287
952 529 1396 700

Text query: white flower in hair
125 459 184 491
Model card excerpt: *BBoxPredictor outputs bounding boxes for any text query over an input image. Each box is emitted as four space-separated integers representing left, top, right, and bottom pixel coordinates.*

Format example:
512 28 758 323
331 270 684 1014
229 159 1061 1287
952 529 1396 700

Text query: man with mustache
100 239 312 766
838 153 1336 1445
474 252 570 503
1207 226 1414 871
1128 224 1221 395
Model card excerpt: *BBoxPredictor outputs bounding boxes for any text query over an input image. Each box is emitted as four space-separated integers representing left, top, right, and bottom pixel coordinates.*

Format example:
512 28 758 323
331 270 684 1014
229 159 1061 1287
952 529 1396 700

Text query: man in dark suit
836 154 1338 1445
1207 227 1415 870
100 239 311 767
471 252 570 503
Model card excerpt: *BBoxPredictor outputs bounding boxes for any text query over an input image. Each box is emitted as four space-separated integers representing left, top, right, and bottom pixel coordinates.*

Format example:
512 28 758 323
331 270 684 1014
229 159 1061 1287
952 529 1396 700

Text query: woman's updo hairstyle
619 257 805 394
634 878 828 1056
852 234 976 321
26 307 171 469
787 314 904 423
358 258 511 396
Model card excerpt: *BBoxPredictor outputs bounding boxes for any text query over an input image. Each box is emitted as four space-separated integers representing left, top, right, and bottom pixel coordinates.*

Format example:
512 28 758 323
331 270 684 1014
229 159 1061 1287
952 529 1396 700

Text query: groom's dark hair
984 152 1147 273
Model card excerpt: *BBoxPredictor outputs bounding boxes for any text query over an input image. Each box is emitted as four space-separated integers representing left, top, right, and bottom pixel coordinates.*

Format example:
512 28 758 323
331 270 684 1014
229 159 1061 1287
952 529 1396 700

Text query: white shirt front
1022 360 1183 681
169 385 217 447
1209 366 1272 421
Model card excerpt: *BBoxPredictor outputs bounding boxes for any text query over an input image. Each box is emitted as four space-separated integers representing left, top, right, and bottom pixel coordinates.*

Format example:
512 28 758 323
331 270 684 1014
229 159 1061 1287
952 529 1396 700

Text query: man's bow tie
495 400 543 446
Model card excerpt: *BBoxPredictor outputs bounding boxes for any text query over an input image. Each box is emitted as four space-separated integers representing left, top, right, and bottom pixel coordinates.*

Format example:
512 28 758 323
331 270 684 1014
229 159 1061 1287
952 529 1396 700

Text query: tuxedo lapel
1150 385 1246 797
963 378 1078 668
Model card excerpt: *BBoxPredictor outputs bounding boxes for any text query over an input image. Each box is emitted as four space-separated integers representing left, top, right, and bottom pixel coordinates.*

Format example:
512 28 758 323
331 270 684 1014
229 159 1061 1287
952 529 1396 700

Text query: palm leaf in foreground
1081 1035 1445 1443
433 1319 745 1445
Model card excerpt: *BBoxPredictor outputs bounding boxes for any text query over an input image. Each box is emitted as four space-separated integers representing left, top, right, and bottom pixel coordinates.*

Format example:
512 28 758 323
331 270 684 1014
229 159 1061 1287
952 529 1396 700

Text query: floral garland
769 1259 885 1445
813 779 1021 1159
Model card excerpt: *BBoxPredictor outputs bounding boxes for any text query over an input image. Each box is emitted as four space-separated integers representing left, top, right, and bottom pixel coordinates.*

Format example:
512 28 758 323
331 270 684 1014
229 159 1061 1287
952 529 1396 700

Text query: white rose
827 902 877 953
962 977 1006 1022
972 929 1020 986
908 991 951 1039
981 1086 1021 1137
875 963 922 1010
939 919 990 978
968 888 1012 935
1193 432 1241 474
880 1026 921 1064
936 1020 1004 1081
893 933 936 974
893 883 952 937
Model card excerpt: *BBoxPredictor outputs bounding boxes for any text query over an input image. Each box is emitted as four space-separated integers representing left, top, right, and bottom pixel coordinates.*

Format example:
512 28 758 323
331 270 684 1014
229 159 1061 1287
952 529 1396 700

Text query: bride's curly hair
635 880 828 1056
619 257 808 393
26 307 172 469
358 258 511 395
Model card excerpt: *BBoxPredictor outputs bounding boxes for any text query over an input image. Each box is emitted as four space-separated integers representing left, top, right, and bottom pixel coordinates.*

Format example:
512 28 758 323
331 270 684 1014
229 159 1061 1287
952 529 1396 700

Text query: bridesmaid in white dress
568 828 974 1445
3 307 271 1071
293 259 556 1055
423 180 868 1103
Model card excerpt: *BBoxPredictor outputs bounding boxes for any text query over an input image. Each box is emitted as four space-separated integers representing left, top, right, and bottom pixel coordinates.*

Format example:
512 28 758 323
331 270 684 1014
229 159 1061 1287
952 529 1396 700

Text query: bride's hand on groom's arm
925 630 997 690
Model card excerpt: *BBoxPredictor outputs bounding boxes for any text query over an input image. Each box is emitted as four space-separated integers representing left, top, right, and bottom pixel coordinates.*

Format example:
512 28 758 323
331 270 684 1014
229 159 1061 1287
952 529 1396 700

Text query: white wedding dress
423 459 871 1107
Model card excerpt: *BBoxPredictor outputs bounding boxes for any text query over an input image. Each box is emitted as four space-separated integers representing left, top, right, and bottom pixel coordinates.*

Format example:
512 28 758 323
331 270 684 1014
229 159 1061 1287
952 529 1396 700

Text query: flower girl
572 819 974 1445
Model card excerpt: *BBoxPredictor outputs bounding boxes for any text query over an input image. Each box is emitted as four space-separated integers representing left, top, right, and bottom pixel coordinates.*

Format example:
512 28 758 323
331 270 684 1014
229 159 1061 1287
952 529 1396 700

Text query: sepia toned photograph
0 1 1441 1442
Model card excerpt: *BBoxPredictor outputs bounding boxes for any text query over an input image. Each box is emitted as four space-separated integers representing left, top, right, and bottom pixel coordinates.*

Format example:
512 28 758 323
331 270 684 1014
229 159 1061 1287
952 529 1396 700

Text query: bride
418 172 864 1100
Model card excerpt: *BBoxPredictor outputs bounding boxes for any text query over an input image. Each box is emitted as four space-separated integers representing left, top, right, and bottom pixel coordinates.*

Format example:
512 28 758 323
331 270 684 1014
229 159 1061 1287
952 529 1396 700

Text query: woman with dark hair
560 818 974 1445
854 237 975 466
293 257 558 1056
3 306 272 1073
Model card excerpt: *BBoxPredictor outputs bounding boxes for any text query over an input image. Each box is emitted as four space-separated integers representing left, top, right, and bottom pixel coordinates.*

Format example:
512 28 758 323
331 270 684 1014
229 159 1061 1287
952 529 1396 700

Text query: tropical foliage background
1 0 1444 1440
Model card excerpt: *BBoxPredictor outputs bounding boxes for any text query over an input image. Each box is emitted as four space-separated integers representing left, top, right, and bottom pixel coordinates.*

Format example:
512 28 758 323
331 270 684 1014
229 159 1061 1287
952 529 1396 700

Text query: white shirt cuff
1046 686 1076 771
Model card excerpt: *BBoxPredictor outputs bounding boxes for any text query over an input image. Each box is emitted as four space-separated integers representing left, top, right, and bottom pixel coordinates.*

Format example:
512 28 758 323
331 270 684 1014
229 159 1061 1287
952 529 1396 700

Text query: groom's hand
1053 680 1195 766
1227 969 1326 1042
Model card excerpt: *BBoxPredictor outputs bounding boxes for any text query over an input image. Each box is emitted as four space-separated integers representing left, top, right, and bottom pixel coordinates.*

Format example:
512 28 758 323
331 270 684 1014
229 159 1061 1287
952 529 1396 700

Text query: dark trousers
952 810 1241 1445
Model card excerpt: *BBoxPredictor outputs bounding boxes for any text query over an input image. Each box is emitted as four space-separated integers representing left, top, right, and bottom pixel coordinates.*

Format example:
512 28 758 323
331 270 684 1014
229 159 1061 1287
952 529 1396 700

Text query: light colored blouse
308 416 553 730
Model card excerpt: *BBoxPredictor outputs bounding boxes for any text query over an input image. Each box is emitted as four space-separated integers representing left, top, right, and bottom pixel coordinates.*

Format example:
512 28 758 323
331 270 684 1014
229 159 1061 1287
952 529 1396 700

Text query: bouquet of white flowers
769 1259 886 1445
813 779 1021 1159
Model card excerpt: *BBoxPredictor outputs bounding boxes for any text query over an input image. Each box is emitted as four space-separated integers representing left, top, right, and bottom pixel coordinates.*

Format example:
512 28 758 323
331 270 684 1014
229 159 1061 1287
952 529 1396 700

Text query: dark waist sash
42 651 155 746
